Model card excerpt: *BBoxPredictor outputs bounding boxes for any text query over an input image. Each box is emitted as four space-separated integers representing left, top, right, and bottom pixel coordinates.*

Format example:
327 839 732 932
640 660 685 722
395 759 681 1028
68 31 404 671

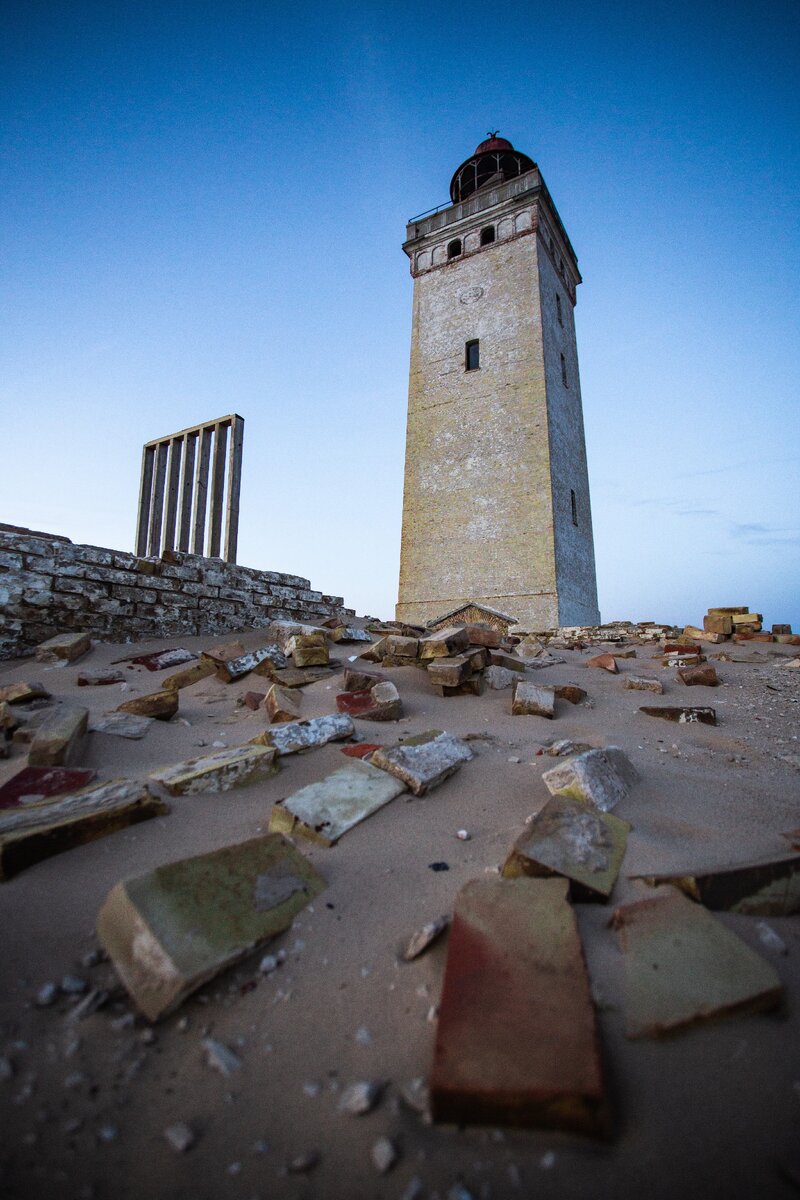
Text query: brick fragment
149 745 278 795
511 682 555 718
426 655 472 688
371 731 472 796
254 713 354 756
677 664 718 687
35 632 91 664
336 681 402 721
430 878 608 1135
241 691 265 711
269 759 406 845
77 670 125 686
0 681 50 705
585 653 617 673
342 666 386 692
554 684 587 704
118 691 178 721
704 614 733 635
127 648 197 671
384 634 419 658
639 705 716 725
772 624 792 636
631 852 800 916
161 659 216 691
624 676 663 694
683 625 725 644
0 766 96 811
464 624 501 648
431 676 484 697
28 706 89 767
419 626 470 660
340 743 382 760
291 634 329 668
264 683 302 724
268 665 338 688
213 645 286 683
96 834 324 1020
485 665 515 690
542 747 638 812
487 649 525 672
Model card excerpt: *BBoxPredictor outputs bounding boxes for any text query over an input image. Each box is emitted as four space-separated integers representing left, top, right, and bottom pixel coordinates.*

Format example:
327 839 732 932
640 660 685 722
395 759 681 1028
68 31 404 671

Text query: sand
0 628 798 1200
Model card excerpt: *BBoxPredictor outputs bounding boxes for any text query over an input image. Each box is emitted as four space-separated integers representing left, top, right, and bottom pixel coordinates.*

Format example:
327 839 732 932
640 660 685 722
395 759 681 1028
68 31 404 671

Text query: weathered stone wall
0 526 353 659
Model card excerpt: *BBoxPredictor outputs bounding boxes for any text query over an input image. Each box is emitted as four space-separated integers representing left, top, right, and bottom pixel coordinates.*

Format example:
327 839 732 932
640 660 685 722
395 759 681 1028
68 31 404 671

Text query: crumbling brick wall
0 527 352 659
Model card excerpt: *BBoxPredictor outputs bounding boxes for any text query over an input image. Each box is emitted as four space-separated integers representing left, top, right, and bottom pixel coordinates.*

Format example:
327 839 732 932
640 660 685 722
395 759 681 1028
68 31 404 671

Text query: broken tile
214 645 286 683
419 627 470 660
127 648 197 672
269 760 406 845
89 713 153 739
639 705 716 725
269 666 338 689
240 690 265 711
511 682 555 718
624 676 663 694
0 780 167 881
77 670 125 687
0 767 96 811
683 625 725 645
542 747 638 813
502 797 630 901
200 639 246 665
336 682 402 721
253 713 354 756
430 878 608 1135
149 745 278 795
264 683 302 724
341 743 382 760
371 732 473 797
585 654 618 673
554 684 587 704
677 664 719 687
401 915 450 961
0 682 50 705
328 625 372 643
28 705 89 767
35 632 91 664
96 833 325 1020
117 691 178 721
611 886 783 1038
631 852 800 916
342 666 387 692
162 660 217 691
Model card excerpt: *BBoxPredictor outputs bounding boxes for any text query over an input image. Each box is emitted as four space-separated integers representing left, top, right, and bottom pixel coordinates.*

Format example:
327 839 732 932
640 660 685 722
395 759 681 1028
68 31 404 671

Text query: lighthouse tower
396 134 600 630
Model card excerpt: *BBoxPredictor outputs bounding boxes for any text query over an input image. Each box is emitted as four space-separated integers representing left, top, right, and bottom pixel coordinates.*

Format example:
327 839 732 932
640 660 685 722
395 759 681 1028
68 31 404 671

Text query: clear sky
2 0 799 629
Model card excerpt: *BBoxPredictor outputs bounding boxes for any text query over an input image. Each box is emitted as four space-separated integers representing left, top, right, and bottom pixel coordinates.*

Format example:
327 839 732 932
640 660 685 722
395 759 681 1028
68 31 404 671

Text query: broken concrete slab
336 681 402 721
149 745 278 796
542 747 638 813
502 796 630 901
0 780 167 881
264 683 302 724
677 664 719 687
430 877 608 1135
611 886 783 1039
35 632 91 664
585 653 618 673
96 833 325 1021
127 648 198 672
640 705 716 726
214 645 286 683
89 713 154 739
28 705 89 767
0 681 50 705
419 627 470 660
624 676 664 694
631 853 800 916
162 659 217 691
371 731 472 797
511 682 555 718
426 655 473 688
77 669 125 686
269 759 406 845
117 691 178 721
0 766 96 811
253 713 354 756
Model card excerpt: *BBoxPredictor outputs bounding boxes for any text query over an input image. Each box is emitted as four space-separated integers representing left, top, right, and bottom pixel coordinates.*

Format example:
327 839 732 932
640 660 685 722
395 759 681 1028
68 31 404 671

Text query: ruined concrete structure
396 134 600 630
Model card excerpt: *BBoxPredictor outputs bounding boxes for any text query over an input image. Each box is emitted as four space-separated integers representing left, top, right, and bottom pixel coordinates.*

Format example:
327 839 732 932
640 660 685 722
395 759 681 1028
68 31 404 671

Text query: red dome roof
474 135 514 154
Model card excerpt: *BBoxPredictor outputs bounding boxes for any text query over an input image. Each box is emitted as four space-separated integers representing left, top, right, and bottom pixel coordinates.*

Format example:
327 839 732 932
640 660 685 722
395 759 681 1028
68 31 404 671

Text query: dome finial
487 129 500 139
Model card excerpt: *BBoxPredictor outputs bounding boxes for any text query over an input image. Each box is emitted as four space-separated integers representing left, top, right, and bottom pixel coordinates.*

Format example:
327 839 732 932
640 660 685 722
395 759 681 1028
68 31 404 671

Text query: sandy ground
0 626 799 1200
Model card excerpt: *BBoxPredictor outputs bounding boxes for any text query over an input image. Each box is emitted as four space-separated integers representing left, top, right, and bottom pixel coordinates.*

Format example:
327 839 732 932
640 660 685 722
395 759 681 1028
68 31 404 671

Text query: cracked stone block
253 713 354 756
269 759 407 845
370 731 472 797
28 705 89 767
624 676 663 694
677 664 719 687
214 645 286 683
117 691 178 721
149 745 278 795
96 833 325 1020
384 635 420 658
488 650 525 672
0 779 167 880
502 796 630 901
35 632 91 664
631 853 800 916
511 682 555 718
426 655 473 688
419 627 470 660
611 886 783 1038
485 665 515 690
264 683 302 724
430 877 608 1135
542 747 638 813
162 659 217 691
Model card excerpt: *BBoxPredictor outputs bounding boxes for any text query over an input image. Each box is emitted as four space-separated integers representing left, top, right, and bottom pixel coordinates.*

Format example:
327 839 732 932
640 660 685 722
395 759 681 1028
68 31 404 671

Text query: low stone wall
0 526 353 660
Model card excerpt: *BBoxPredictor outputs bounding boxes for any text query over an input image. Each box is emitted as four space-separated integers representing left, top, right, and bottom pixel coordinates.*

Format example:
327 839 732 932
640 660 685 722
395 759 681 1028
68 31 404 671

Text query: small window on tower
571 489 578 526
560 353 568 387
447 238 462 259
556 293 563 326
480 225 495 246
465 340 480 371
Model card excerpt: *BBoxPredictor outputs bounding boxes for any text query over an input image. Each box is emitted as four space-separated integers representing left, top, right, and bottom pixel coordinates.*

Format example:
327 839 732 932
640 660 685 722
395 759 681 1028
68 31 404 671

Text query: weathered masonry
396 134 600 630
136 414 244 562
0 525 351 660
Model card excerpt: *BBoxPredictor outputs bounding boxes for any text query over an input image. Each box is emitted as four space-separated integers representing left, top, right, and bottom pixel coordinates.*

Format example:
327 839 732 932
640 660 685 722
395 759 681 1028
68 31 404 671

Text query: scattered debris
0 766 96 810
127 648 197 672
254 713 354 756
585 654 618 673
28 705 89 767
270 760 406 845
677 664 719 687
542 747 638 812
371 1136 399 1174
35 632 91 664
149 745 278 795
401 915 450 960
624 677 663 694
89 713 153 739
430 877 608 1135
511 682 555 718
264 682 301 724
338 1080 382 1115
631 853 800 915
554 684 587 704
371 731 473 796
96 833 325 1020
611 886 783 1038
117 690 178 721
639 706 717 726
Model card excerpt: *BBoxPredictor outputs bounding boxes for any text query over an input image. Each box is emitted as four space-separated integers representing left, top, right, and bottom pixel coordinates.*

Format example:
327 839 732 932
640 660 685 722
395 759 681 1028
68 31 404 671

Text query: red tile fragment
0 767 97 811
340 744 383 760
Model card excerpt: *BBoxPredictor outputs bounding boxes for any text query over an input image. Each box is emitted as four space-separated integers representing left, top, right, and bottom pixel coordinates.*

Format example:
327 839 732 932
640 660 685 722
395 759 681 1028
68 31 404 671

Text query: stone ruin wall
0 527 353 660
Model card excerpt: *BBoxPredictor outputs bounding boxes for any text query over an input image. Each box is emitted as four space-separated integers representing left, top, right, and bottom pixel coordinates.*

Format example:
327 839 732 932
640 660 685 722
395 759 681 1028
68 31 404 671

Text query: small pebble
355 1026 371 1046
338 1080 381 1115
456 829 471 841
35 982 58 1007
402 1178 425 1200
60 975 88 996
428 862 449 872
288 1151 319 1174
371 1136 398 1174
97 1123 119 1143
0 1056 14 1082
202 1038 241 1076
540 1151 556 1169
259 954 279 975
164 1122 195 1153
508 756 521 764
756 921 788 955
302 1081 321 1097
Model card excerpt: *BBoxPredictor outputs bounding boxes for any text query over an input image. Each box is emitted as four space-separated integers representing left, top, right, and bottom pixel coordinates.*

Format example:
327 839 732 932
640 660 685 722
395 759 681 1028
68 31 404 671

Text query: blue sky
2 0 799 629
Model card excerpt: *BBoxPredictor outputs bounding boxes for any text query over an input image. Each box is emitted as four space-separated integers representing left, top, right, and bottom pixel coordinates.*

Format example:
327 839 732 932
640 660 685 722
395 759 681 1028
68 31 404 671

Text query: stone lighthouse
396 133 600 630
